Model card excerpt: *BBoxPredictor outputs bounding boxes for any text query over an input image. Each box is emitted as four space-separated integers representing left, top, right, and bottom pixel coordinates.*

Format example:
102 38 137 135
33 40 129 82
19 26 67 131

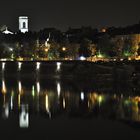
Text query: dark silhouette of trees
78 38 92 58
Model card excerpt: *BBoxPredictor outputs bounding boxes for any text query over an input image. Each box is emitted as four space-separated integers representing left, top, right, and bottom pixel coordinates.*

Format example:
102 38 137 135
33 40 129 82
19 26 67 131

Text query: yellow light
63 98 66 109
36 82 40 94
32 86 35 97
2 80 7 94
45 94 49 111
45 48 49 52
62 47 66 51
18 94 21 108
57 82 61 97
18 81 22 94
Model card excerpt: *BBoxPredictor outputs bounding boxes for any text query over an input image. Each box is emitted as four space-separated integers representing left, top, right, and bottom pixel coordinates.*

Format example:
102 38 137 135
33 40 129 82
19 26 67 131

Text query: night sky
0 0 140 31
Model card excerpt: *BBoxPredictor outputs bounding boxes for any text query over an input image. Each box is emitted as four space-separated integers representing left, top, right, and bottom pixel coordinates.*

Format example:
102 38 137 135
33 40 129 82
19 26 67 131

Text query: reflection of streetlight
57 82 61 97
19 105 29 128
2 62 5 71
56 62 61 72
18 62 22 71
2 79 7 94
80 92 85 101
36 62 40 71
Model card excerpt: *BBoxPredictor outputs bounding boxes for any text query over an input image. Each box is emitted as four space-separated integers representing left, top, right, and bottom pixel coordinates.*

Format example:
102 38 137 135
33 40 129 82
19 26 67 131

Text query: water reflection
19 105 29 128
0 78 140 128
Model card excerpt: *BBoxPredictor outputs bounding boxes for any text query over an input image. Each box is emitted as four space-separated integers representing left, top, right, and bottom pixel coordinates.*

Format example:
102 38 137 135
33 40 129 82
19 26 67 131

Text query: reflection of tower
19 16 28 33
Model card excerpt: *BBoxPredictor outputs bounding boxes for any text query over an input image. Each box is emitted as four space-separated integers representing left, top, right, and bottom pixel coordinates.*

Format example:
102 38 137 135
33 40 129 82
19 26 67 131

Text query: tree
78 38 92 58
97 34 113 57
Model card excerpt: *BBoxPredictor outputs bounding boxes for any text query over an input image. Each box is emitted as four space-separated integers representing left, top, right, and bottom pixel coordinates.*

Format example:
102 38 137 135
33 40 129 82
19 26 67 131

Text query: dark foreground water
0 76 140 140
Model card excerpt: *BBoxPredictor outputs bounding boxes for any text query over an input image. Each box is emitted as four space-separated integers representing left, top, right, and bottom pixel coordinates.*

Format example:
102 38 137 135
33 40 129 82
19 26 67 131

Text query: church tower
19 16 28 33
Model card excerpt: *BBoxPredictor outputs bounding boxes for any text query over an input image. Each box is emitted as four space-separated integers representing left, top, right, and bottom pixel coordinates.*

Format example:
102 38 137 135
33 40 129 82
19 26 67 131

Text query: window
23 22 26 28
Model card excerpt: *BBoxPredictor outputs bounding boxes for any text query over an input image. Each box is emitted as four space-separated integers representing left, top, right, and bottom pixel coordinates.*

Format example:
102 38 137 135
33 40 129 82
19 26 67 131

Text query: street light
45 48 49 52
62 47 66 51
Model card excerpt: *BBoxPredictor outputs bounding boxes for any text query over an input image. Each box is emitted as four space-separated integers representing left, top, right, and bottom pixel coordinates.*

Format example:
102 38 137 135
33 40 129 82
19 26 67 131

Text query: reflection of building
19 16 28 33
19 105 29 128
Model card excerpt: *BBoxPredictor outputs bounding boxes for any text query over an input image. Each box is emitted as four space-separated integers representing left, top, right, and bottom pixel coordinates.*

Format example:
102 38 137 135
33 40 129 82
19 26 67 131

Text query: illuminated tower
19 16 28 33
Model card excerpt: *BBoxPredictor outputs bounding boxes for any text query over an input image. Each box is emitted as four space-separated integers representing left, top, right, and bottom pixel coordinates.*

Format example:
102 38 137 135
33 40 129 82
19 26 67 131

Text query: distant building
19 16 28 33
2 27 14 34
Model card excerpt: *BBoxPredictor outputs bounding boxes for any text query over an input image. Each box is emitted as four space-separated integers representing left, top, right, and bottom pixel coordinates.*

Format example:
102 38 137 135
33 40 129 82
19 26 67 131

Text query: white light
80 56 86 61
63 98 66 109
56 62 61 72
4 104 9 118
18 62 22 71
2 62 5 71
80 92 85 101
57 82 61 97
10 96 13 110
37 82 40 94
36 62 40 70
9 48 13 51
0 59 7 61
18 81 22 94
19 105 29 128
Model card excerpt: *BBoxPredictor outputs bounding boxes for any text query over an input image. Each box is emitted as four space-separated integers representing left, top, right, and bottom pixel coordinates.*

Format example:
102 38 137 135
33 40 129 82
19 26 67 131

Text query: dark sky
0 0 140 31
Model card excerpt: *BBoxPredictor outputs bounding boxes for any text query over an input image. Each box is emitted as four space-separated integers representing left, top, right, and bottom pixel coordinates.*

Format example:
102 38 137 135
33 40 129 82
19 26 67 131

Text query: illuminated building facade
19 16 28 33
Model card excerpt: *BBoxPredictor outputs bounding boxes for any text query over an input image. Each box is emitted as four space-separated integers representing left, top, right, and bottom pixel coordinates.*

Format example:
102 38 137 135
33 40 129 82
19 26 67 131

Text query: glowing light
45 94 49 111
45 94 51 118
36 62 40 70
98 53 103 58
9 48 13 51
18 81 22 94
80 92 85 101
62 47 66 51
4 104 9 119
2 80 7 94
2 62 5 71
2 27 14 34
18 62 22 71
32 86 35 97
10 95 13 110
37 82 40 94
63 98 66 109
98 95 103 106
19 105 29 128
57 82 61 97
56 62 61 72
45 48 49 52
80 56 86 61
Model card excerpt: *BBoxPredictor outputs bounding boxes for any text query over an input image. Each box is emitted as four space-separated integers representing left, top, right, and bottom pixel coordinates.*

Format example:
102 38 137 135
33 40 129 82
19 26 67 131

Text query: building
19 16 28 33
2 27 14 34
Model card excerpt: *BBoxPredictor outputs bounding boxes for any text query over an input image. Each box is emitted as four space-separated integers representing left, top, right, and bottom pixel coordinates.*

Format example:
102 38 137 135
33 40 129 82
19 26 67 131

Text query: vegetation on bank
0 23 140 60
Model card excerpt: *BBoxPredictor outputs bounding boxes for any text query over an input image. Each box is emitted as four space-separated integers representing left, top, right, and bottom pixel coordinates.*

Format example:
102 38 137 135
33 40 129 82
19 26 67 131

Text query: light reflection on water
0 77 140 129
